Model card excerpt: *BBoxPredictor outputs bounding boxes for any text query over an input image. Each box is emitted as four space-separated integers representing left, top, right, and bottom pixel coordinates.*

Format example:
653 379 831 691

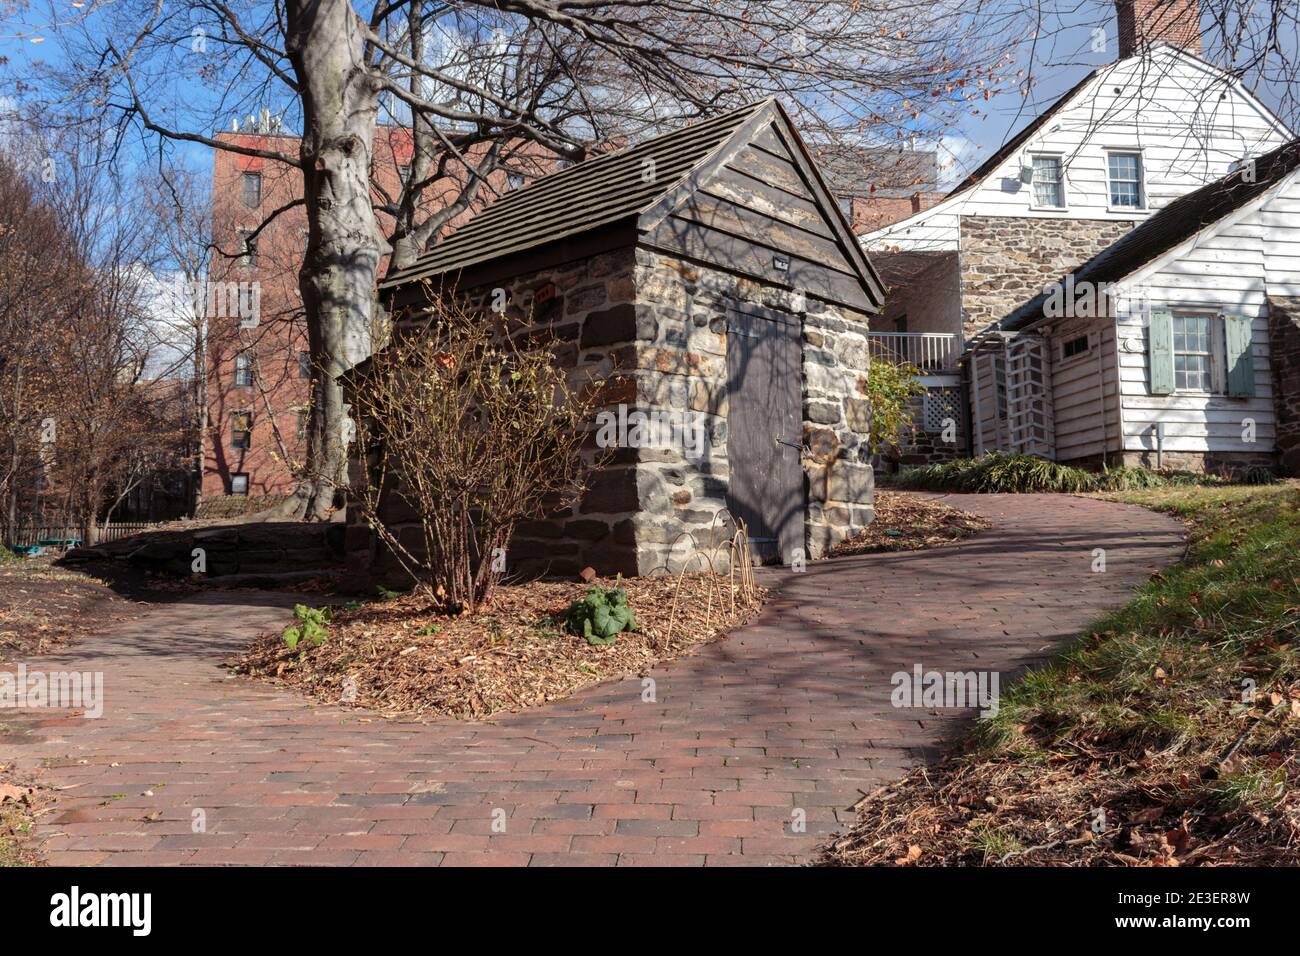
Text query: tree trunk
389 0 435 274
190 309 207 517
284 0 384 520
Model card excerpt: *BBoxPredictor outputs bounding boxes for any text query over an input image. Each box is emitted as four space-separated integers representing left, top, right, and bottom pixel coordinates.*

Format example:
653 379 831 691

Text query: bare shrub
349 296 604 611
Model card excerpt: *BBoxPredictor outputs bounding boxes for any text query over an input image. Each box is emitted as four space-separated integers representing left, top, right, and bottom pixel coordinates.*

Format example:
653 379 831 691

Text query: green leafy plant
900 453 1095 493
562 585 636 645
1240 465 1277 485
415 622 441 636
864 356 925 454
0 545 18 565
282 604 332 650
375 585 404 601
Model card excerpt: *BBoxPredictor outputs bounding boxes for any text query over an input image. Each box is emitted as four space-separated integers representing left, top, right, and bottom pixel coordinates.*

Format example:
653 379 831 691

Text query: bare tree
0 155 78 539
146 168 214 515
13 0 1012 520
349 294 603 610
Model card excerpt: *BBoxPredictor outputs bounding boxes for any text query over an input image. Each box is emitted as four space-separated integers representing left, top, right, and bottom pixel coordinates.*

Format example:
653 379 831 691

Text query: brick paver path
0 494 1184 866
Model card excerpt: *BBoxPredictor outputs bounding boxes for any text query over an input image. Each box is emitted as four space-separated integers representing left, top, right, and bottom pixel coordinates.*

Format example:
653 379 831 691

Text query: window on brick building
238 229 257 268
230 473 249 496
241 172 261 208
231 411 252 450
234 352 253 387
298 350 311 379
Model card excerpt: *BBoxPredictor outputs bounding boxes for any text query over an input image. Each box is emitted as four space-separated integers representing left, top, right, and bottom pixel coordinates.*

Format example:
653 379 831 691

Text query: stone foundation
1118 450 1276 474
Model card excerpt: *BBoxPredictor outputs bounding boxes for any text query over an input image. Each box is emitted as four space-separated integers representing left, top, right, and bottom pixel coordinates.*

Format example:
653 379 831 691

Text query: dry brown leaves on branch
831 491 990 557
232 572 766 721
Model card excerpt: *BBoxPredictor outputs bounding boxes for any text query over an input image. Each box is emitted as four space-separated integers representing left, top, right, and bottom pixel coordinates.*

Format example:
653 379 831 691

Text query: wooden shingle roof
380 100 883 310
381 102 769 289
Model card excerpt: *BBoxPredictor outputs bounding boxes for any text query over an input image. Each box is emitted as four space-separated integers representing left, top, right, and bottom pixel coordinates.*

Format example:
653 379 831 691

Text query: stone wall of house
959 216 1132 340
631 249 875 568
346 246 644 584
803 301 876 556
1268 295 1300 476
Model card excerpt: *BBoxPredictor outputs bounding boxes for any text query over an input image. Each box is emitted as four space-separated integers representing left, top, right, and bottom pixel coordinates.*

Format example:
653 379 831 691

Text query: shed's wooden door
725 301 804 565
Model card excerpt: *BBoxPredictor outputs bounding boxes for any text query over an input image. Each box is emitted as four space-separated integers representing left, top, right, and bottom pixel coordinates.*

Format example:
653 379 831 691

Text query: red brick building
203 118 530 500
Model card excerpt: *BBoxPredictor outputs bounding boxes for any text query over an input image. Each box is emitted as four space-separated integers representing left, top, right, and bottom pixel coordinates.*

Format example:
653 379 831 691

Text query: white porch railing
867 332 960 371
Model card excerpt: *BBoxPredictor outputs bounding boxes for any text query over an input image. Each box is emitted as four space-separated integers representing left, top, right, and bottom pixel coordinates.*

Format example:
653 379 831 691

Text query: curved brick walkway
0 494 1184 866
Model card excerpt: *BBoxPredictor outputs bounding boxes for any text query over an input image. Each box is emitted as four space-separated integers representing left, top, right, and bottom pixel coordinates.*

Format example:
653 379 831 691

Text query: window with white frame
238 229 257 268
1107 151 1144 208
230 473 249 496
234 352 253 387
1031 154 1065 208
230 411 252 450
1172 314 1213 391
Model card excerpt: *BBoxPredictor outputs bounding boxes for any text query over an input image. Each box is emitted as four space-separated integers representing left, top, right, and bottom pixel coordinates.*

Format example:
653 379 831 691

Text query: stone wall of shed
632 249 875 568
346 246 646 585
348 245 878 584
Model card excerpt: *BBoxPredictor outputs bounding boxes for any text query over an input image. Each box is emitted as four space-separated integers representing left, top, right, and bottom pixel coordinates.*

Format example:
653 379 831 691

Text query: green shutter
1224 315 1256 397
1148 311 1175 395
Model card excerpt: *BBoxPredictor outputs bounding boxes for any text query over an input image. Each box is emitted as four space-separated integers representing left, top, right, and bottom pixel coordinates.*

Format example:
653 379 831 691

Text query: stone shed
354 99 884 580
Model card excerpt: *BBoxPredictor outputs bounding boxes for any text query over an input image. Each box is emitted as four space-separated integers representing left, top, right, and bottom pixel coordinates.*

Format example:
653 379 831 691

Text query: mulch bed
831 491 991 557
232 572 765 720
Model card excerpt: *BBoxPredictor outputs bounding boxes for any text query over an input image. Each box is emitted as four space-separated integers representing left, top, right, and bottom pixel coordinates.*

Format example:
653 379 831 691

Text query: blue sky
3 2 1293 192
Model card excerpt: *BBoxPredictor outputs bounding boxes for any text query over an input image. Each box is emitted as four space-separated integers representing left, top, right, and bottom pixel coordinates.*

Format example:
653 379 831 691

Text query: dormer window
1030 154 1065 208
1107 151 1144 209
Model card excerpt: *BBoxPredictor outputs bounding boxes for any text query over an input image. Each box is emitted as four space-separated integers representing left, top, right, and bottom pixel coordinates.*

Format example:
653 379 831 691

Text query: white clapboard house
857 0 1295 469
979 139 1300 473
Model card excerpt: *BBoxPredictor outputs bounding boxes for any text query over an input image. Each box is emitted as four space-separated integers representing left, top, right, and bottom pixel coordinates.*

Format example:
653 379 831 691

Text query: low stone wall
1118 450 1276 474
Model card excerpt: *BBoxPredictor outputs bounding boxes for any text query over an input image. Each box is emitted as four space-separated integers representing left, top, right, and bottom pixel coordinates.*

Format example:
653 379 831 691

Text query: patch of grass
825 483 1300 867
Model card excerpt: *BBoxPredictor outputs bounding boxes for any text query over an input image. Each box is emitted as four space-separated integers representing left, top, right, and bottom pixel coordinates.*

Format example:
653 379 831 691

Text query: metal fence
6 522 153 549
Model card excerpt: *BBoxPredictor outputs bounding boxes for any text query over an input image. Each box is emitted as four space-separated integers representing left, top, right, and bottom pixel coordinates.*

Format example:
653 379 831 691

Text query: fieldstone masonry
348 247 875 582
632 250 874 568
960 216 1133 340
